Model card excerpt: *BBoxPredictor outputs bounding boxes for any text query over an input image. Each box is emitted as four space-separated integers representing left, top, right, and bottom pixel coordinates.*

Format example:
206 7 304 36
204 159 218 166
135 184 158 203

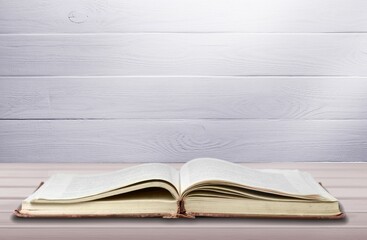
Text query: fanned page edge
14 209 181 218
14 182 182 218
184 212 345 219
181 182 345 219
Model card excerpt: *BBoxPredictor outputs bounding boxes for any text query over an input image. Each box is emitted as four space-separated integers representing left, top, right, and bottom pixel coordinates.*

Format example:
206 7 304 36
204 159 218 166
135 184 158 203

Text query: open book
15 158 343 219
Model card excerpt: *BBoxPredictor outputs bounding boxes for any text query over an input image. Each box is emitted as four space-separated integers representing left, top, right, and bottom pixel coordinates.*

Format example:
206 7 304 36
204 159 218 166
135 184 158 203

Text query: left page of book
27 163 179 202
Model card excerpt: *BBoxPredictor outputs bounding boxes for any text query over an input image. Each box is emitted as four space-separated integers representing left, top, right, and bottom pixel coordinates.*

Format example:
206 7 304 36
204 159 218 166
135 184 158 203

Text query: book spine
178 199 195 218
179 199 185 214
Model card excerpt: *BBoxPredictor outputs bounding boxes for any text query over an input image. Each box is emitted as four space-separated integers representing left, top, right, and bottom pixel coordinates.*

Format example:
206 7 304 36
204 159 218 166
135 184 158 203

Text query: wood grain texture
1 120 367 163
1 34 367 76
1 0 367 33
1 77 367 119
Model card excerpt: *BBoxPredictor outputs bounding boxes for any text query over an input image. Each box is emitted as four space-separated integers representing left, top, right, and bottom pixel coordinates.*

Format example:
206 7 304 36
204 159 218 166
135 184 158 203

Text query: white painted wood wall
1 0 367 162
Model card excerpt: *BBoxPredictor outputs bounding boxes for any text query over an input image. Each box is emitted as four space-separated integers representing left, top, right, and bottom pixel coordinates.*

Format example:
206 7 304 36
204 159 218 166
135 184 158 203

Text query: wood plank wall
0 0 367 162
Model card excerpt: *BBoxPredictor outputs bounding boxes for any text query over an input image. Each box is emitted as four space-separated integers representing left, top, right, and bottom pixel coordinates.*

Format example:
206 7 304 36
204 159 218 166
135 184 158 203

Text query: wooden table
1 163 366 240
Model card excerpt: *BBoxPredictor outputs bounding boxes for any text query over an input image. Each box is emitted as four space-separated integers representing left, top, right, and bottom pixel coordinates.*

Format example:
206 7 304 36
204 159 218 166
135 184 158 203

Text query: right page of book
180 158 336 200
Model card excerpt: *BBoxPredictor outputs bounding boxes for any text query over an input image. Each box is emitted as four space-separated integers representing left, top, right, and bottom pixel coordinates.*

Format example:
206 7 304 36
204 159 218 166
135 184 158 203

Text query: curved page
27 163 179 202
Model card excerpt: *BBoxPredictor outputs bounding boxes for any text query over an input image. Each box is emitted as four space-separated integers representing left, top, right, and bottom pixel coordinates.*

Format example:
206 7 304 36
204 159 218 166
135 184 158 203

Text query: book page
28 163 179 201
260 169 337 201
180 158 330 198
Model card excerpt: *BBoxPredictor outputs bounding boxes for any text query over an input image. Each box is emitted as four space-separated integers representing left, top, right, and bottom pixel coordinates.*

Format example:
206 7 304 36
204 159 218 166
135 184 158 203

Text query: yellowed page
180 158 334 200
27 163 179 202
260 169 337 201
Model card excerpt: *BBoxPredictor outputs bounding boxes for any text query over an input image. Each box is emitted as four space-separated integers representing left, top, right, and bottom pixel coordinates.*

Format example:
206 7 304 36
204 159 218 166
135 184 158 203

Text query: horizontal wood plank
1 120 367 162
0 212 364 228
0 169 366 178
1 0 367 33
1 228 367 240
0 163 365 170
0 188 35 199
1 34 367 76
1 77 367 119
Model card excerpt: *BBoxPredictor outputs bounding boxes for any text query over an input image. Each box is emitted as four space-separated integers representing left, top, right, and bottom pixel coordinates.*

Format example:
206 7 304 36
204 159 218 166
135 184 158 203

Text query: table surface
1 162 366 240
